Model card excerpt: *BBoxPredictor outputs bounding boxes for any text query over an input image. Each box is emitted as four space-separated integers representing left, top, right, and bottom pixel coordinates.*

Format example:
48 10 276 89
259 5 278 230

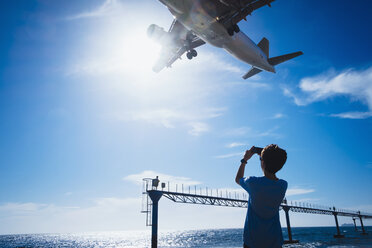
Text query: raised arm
235 146 255 185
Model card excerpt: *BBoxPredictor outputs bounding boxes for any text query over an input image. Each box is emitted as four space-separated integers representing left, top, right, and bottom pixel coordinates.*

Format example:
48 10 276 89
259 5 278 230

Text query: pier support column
283 206 299 244
359 216 368 235
333 213 344 238
352 218 358 231
148 190 163 248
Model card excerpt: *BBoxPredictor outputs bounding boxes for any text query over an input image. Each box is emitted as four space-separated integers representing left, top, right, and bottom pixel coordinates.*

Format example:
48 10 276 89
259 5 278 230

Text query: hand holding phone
252 146 263 155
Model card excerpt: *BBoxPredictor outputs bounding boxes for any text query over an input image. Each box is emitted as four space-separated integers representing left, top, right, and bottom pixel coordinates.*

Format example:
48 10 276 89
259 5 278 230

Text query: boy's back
240 176 287 248
235 144 288 248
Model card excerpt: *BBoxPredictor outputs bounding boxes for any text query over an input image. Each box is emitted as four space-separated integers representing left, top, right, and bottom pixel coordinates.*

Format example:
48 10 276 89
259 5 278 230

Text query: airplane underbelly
171 0 274 72
179 19 226 47
195 24 227 48
174 1 227 47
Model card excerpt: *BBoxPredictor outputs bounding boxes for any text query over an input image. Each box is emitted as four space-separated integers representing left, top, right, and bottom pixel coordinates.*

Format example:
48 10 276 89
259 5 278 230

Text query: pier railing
141 177 371 248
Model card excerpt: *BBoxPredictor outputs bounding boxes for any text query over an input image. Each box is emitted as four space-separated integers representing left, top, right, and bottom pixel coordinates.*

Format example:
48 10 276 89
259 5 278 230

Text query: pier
141 177 372 248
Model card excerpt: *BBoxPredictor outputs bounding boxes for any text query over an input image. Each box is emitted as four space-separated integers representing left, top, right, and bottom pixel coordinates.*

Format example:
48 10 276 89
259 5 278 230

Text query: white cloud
284 67 372 119
271 113 285 119
0 202 48 214
286 187 315 196
226 142 246 148
214 152 244 159
330 111 372 119
131 109 179 129
282 87 307 106
110 107 225 136
299 68 372 105
190 52 244 75
0 198 144 234
225 127 252 136
130 108 225 126
256 126 281 138
66 0 120 20
187 122 209 136
229 81 269 89
224 126 281 138
123 170 202 186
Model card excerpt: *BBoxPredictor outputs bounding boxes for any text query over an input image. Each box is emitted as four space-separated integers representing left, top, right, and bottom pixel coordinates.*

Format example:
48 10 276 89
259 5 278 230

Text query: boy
235 144 288 248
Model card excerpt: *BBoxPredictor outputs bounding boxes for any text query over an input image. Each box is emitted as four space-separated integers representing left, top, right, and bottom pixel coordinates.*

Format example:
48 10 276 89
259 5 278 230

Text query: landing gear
227 24 240 36
191 49 197 57
187 52 193 60
233 24 240 33
185 31 198 60
186 49 197 60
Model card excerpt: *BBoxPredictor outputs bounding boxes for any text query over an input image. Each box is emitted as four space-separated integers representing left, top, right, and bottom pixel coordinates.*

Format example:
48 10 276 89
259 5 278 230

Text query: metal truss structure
157 190 372 219
162 191 248 208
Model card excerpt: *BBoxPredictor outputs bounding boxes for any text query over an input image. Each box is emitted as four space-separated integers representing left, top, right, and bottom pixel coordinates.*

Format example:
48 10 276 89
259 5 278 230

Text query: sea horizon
1 225 371 236
1 226 371 247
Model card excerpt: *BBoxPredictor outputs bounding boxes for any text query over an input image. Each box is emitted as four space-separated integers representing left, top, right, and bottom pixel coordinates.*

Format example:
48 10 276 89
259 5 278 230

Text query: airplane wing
216 0 276 26
152 20 205 73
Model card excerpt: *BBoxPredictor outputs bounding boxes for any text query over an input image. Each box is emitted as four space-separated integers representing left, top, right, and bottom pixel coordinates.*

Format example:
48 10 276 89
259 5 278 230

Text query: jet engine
147 24 170 43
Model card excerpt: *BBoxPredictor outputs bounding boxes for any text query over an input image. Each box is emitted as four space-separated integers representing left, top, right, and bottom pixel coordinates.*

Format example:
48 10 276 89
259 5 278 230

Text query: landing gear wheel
191 49 197 57
233 24 240 33
227 27 234 36
186 52 193 60
227 25 240 36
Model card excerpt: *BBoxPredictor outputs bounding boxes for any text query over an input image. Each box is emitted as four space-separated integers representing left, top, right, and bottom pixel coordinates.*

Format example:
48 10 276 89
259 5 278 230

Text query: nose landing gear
186 49 198 60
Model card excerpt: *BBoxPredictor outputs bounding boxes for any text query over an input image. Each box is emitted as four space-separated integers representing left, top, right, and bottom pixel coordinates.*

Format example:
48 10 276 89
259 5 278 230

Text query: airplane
147 0 303 79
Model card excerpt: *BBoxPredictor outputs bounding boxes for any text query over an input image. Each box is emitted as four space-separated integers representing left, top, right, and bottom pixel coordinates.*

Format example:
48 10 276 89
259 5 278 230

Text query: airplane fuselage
159 0 275 73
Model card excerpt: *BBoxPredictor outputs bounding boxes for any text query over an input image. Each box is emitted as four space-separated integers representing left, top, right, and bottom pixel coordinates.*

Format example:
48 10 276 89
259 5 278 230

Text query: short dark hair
261 144 287 174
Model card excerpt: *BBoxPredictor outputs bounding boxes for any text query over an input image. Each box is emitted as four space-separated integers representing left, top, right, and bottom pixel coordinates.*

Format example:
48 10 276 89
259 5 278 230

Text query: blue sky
0 0 371 234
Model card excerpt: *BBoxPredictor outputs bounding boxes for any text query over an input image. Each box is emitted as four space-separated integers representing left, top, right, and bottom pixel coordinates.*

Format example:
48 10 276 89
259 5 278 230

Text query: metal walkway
142 177 372 248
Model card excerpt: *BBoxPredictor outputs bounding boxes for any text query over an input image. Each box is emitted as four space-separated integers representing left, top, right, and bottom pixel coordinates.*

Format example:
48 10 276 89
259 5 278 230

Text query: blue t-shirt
240 176 287 248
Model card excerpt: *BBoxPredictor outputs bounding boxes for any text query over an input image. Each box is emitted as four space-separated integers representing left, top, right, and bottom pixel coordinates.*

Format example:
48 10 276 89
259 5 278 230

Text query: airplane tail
243 67 262 79
268 51 304 66
257 37 269 57
243 37 303 79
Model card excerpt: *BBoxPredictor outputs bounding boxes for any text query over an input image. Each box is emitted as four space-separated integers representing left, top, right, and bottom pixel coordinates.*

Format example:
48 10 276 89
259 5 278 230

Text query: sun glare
76 18 189 98
121 32 161 75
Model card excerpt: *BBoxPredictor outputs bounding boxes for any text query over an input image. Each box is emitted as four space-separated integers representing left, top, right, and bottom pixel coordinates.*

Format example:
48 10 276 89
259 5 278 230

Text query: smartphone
253 146 263 155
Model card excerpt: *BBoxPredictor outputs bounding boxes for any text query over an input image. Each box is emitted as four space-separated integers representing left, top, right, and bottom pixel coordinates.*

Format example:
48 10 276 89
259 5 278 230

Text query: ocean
0 227 371 248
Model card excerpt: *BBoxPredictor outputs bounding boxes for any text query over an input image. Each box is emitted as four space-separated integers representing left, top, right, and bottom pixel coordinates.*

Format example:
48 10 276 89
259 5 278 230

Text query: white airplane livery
148 0 303 79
